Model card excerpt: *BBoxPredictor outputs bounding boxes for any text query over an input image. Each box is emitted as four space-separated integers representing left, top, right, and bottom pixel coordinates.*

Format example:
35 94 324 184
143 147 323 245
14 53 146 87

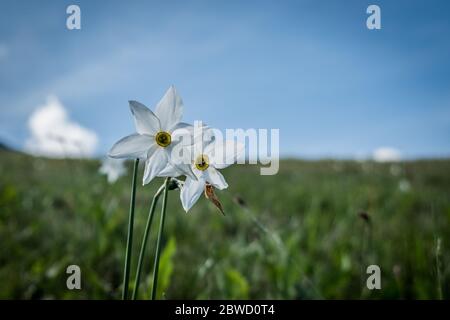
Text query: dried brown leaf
204 184 225 215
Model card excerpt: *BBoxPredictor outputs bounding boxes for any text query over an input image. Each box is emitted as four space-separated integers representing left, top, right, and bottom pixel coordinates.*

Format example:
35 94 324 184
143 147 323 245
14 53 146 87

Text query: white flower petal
208 140 245 169
180 177 206 212
129 100 160 135
170 122 211 143
99 158 126 184
192 166 207 180
164 139 197 180
171 125 215 165
171 161 197 180
158 162 184 177
191 126 215 155
145 142 159 159
155 86 183 131
142 148 168 185
108 134 154 159
169 122 191 134
205 167 228 190
170 123 195 148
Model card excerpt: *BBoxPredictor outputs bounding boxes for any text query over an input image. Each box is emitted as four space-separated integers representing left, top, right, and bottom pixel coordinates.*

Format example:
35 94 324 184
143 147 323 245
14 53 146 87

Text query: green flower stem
132 183 165 300
122 158 139 300
151 177 170 300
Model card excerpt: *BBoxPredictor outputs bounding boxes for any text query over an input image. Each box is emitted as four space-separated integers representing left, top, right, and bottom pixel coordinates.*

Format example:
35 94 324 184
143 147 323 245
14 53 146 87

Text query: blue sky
0 0 449 159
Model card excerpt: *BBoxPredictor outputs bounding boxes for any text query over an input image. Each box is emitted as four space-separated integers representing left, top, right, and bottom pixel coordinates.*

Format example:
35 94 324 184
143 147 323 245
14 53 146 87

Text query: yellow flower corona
155 131 171 147
195 154 210 171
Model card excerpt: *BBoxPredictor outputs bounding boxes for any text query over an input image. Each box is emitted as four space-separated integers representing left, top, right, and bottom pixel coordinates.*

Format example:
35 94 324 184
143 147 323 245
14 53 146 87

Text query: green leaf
225 268 249 299
156 237 177 299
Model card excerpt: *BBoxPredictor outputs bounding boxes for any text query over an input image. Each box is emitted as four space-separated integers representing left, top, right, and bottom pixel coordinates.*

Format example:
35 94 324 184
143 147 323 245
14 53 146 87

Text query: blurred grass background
0 149 449 299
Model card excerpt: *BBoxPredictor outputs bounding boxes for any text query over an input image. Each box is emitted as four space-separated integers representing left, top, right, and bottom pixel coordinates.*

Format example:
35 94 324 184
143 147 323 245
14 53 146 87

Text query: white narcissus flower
108 86 195 185
99 157 126 184
180 138 244 212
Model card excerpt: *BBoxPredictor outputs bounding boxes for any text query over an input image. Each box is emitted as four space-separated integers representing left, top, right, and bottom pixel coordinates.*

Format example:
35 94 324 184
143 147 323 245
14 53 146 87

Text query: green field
1 150 449 299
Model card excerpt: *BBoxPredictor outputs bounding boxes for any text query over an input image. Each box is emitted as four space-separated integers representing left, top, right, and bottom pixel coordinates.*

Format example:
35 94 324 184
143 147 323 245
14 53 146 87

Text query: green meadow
1 149 449 299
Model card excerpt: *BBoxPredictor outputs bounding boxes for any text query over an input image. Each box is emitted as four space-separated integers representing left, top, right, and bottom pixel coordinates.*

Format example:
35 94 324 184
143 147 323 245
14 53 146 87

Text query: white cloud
372 147 401 162
25 95 98 158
